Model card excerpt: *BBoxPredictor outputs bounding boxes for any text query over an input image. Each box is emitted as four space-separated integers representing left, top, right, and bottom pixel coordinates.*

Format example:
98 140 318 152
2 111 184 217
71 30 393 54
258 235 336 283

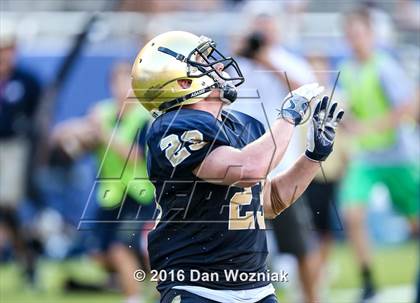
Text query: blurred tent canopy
0 11 415 57
1 0 418 62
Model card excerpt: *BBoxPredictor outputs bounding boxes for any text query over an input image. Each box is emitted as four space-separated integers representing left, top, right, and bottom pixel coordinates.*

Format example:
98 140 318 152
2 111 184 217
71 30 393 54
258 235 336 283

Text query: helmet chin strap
209 70 237 105
158 81 237 112
218 82 238 104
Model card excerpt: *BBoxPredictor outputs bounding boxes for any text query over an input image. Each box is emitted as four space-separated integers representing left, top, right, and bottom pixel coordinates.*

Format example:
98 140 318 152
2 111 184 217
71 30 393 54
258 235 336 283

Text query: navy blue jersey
146 108 268 294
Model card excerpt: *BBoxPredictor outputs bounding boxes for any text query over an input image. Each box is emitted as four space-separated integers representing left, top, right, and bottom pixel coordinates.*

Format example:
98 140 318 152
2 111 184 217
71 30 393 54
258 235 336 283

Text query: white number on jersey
160 130 207 167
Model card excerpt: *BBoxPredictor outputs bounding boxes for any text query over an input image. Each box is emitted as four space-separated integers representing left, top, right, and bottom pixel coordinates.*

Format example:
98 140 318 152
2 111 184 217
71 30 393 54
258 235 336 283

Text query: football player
131 31 344 303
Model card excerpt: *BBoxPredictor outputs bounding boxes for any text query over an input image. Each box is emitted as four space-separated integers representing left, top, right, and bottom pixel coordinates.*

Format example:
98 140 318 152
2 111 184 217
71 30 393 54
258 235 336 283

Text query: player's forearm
193 118 294 187
264 154 319 218
240 118 294 178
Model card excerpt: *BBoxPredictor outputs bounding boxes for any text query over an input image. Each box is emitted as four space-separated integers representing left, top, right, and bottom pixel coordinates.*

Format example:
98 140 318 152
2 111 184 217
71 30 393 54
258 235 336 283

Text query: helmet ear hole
177 79 192 89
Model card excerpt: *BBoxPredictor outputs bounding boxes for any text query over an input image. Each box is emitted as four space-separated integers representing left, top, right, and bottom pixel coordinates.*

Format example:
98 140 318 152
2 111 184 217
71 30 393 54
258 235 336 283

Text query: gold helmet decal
131 31 244 117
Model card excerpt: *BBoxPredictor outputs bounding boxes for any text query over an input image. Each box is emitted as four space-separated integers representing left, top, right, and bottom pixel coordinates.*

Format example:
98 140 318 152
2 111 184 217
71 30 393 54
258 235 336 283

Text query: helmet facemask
157 35 244 109
186 36 245 87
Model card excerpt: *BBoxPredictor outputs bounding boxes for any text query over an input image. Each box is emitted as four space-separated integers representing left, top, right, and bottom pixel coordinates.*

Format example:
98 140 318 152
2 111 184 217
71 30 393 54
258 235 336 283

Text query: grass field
0 241 417 303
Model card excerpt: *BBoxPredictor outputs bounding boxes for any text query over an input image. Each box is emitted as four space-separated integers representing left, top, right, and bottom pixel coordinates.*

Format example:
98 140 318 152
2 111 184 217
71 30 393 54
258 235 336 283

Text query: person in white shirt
232 14 320 303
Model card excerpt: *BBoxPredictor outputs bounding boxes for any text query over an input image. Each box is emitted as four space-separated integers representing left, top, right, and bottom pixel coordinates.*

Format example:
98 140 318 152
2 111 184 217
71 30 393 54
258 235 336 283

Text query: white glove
279 83 325 126
306 96 345 162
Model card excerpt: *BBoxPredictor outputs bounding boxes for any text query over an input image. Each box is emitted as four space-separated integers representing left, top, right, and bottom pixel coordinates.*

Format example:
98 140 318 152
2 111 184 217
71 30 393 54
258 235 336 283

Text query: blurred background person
233 13 320 303
119 0 221 12
51 61 155 303
240 0 309 49
339 7 419 302
395 0 420 31
304 55 348 300
0 28 42 281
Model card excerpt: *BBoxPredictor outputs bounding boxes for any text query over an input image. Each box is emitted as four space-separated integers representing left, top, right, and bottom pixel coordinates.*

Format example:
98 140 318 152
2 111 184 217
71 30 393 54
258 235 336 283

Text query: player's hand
279 83 324 125
50 118 99 158
305 96 344 162
87 108 111 144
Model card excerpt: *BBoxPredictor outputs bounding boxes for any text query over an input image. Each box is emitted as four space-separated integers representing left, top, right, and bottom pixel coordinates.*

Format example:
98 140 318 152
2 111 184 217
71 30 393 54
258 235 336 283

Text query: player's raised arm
263 96 344 218
193 83 324 187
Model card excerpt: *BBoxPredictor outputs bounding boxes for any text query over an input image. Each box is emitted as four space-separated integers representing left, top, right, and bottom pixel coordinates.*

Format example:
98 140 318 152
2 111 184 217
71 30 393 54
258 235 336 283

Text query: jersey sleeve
147 111 230 174
229 109 266 139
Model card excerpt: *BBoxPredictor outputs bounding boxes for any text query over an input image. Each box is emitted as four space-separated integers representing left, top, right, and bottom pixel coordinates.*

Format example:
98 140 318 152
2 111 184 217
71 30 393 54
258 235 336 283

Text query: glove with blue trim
279 83 324 126
305 96 344 162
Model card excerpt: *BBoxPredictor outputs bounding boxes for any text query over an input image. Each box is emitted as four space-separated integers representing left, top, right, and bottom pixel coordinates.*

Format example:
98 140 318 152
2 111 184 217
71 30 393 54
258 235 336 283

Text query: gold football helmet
131 31 244 117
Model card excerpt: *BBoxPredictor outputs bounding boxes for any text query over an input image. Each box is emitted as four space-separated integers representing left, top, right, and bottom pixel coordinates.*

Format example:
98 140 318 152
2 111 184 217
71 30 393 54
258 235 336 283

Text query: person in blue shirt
0 31 41 283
